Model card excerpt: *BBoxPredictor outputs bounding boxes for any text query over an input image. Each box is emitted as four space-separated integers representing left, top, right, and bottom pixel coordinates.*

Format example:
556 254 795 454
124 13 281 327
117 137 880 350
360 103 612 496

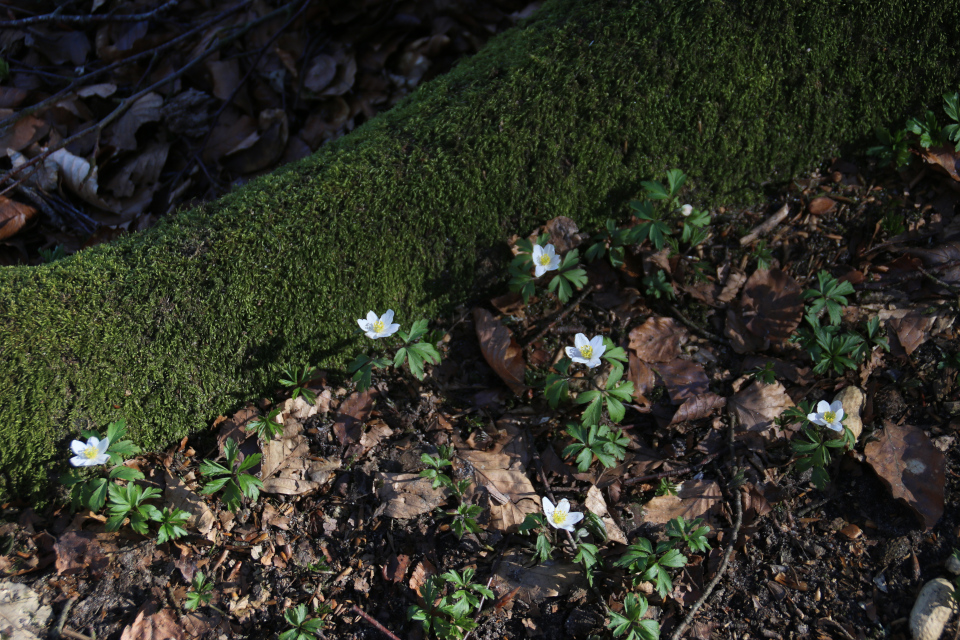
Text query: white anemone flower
69 436 110 467
680 204 694 217
807 400 845 432
542 496 583 532
565 333 606 369
531 243 561 277
358 309 400 339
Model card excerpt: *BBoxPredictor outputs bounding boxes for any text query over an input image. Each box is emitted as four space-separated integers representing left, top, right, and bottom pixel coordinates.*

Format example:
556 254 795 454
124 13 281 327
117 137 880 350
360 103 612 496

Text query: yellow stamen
579 345 593 359
823 411 836 423
552 510 567 524
373 320 385 333
83 446 99 459
538 254 552 266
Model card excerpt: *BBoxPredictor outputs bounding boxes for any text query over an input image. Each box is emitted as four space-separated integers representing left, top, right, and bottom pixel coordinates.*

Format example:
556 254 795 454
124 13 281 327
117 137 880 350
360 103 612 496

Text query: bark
2 0 959 500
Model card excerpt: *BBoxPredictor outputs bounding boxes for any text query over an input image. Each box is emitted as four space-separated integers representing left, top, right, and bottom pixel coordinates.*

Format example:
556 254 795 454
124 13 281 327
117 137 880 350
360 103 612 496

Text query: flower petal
97 437 110 454
541 496 555 515
834 407 844 422
565 347 580 360
543 244 556 257
556 498 570 514
382 309 395 325
574 333 588 348
70 455 89 467
565 511 584 526
532 245 544 259
534 264 546 277
70 440 87 455
816 400 831 414
809 415 826 426
366 311 379 324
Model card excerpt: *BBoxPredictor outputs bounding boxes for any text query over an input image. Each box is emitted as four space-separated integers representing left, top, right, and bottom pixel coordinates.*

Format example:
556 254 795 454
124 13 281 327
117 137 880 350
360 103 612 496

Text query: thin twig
53 596 78 638
350 604 402 640
622 451 722 486
917 265 960 297
58 628 93 640
0 0 179 28
521 284 596 349
0 1 254 133
668 413 743 640
0 1 297 196
667 303 724 343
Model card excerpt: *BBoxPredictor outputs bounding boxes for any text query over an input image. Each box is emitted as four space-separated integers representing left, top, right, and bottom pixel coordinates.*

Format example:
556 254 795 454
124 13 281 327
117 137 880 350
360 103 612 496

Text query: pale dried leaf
0 197 36 241
920 145 960 181
304 54 338 93
642 478 722 524
493 550 583 604
359 418 394 454
376 473 449 519
628 317 689 363
77 83 117 98
120 604 184 640
474 308 526 395
47 148 115 211
740 268 804 343
105 92 163 152
864 423 945 529
585 486 626 544
728 380 794 445
669 393 726 425
544 216 581 253
162 471 215 536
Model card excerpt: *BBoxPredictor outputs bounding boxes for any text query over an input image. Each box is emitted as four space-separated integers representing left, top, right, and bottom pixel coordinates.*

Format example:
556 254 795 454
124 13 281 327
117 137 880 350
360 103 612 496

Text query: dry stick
522 284 597 349
0 0 297 197
622 451 722 486
350 604 402 640
739 203 790 246
0 0 179 27
53 596 79 639
0 0 254 132
668 412 744 640
666 303 724 344
58 628 93 640
170 0 310 190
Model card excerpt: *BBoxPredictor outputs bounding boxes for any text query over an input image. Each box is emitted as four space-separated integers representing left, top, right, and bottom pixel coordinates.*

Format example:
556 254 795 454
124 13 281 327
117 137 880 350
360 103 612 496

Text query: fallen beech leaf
669 393 726 425
740 268 804 343
46 148 115 211
409 558 438 598
493 550 583 604
544 216 581 253
105 142 170 198
642 478 721 524
809 196 836 215
162 471 215 537
222 108 289 174
920 145 960 181
728 380 794 446
105 92 163 152
0 197 36 241
864 423 945 529
459 448 538 532
383 554 411 583
774 572 809 591
584 485 627 544
304 54 338 93
359 418 394 454
54 531 107 577
473 308 526 395
655 359 709 403
628 317 689 363
333 388 376 446
0 114 49 152
261 422 339 495
77 83 117 98
376 473 449 519
120 602 184 640
724 305 769 354
877 308 954 356
216 405 259 449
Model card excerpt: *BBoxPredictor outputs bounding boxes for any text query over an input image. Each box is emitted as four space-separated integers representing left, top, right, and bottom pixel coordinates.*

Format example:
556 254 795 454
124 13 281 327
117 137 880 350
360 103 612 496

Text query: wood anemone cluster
2 0 959 500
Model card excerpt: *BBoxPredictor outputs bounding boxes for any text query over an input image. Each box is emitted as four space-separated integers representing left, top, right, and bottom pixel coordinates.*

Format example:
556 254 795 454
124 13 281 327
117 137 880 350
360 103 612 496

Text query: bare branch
0 0 179 28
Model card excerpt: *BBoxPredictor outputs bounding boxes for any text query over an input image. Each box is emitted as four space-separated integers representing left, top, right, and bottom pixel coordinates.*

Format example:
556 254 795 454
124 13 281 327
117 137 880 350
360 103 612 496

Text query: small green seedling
607 593 660 640
747 361 777 385
248 407 284 441
106 482 161 534
563 423 629 472
615 537 688 598
518 512 554 564
155 507 190 544
200 438 263 512
280 365 320 404
793 425 856 490
643 269 674 300
665 516 711 554
280 603 327 640
408 569 493 640
185 571 215 611
867 127 911 168
655 478 679 497
752 240 773 270
803 270 855 326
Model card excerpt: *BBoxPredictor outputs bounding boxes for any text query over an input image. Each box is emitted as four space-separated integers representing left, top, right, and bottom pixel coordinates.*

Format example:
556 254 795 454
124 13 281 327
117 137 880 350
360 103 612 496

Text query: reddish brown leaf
643 478 722 524
920 145 960 181
383 554 411 583
740 268 804 343
809 196 836 215
120 602 184 640
333 388 376 446
728 380 794 446
878 309 951 356
473 307 526 395
669 393 726 425
628 317 689 363
627 353 658 405
0 197 36 241
544 216 581 253
724 306 769 354
54 531 107 577
864 423 945 529
655 359 709 404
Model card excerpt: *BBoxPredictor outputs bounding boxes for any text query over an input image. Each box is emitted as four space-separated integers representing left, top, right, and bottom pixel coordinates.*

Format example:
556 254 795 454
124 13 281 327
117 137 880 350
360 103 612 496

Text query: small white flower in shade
565 333 606 368
531 243 561 277
807 400 845 432
69 436 110 467
357 309 400 339
542 496 583 532
681 204 693 217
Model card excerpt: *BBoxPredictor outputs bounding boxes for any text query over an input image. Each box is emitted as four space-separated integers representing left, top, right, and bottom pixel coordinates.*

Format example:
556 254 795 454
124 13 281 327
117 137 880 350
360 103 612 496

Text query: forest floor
1 2 960 640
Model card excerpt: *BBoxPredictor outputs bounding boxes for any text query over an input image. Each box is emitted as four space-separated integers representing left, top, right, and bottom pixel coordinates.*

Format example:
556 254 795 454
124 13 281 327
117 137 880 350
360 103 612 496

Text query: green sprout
200 438 263 512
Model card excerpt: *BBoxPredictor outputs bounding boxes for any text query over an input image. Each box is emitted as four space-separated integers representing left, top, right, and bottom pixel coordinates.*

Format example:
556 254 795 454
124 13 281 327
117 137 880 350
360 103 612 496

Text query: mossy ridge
1 0 958 500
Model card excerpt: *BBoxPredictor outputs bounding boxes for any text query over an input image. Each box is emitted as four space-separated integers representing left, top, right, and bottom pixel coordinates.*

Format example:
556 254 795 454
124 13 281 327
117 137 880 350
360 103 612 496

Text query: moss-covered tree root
2 0 959 500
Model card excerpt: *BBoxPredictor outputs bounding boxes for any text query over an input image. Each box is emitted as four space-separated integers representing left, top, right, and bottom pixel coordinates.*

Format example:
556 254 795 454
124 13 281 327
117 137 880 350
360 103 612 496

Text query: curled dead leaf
473 307 526 395
628 317 689 363
0 197 36 241
809 196 836 215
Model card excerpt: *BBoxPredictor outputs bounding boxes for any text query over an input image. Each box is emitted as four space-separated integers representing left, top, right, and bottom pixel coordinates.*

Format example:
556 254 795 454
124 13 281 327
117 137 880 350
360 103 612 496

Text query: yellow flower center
579 345 593 359
83 446 99 459
373 320 385 333
538 254 552 266
823 411 836 423
551 510 567 525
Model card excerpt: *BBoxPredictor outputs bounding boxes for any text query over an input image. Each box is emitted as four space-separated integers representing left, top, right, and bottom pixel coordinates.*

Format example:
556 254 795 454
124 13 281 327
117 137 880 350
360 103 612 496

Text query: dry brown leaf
459 446 538 532
162 471 215 537
741 355 813 385
105 142 169 198
728 380 794 446
409 558 438 598
304 54 338 93
642 478 722 524
493 550 583 604
544 216 581 253
724 305 769 354
222 108 289 174
628 317 689 363
206 59 243 102
669 393 726 425
216 405 258 449
54 531 107 577
627 353 658 407
333 388 376 446
261 422 339 495
120 603 184 640
359 418 394 455
740 268 804 343
808 196 836 215
46 148 115 211
76 83 117 98
473 307 526 395
584 485 627 544
920 145 960 181
319 52 357 97
376 473 449 519
0 197 36 241
105 92 163 152
383 554 411 583
864 423 945 530
0 114 49 152
655 359 709 404
878 308 954 356
203 112 257 164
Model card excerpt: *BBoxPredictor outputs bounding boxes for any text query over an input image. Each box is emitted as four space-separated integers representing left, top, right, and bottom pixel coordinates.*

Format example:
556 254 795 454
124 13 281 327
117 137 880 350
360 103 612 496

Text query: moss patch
2 0 959 500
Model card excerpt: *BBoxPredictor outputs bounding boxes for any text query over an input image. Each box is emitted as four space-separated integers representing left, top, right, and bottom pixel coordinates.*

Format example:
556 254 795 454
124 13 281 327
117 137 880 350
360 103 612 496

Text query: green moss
2 0 959 500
